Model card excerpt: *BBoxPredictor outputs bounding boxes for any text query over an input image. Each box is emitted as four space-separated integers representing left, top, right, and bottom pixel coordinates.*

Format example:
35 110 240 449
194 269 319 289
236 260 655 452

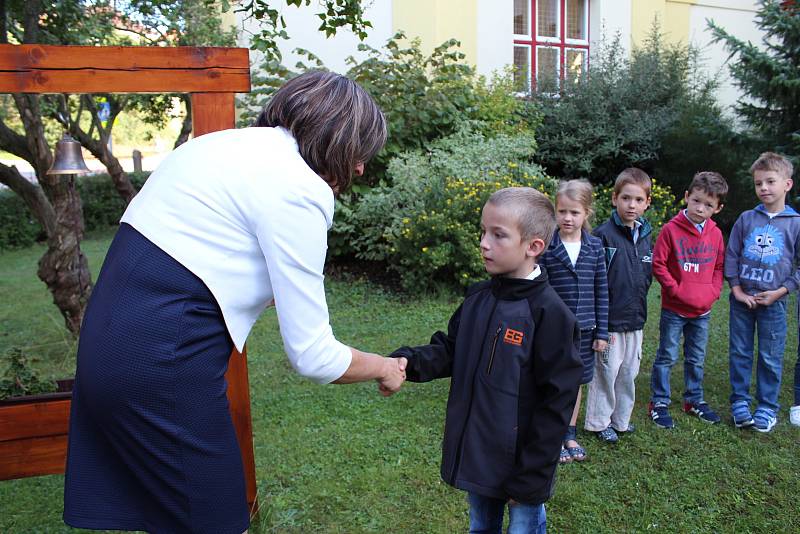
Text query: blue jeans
468 493 546 534
795 354 800 405
650 308 711 406
729 295 787 413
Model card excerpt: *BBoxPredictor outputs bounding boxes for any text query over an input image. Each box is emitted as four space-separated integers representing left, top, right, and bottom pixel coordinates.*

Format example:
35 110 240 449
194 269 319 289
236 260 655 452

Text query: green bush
393 172 556 291
653 100 760 232
347 32 532 183
79 172 148 231
335 127 557 291
0 347 56 400
0 172 148 250
0 189 43 250
530 26 723 185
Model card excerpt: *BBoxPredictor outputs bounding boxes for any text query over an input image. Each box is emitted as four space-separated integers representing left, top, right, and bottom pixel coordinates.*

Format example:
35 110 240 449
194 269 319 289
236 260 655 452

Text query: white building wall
687 1 762 110
590 0 633 57
234 1 394 75
477 0 514 77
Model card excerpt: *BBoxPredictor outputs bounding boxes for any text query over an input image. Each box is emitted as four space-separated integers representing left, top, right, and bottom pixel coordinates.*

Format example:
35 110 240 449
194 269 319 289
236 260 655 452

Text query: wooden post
191 91 258 514
132 149 142 173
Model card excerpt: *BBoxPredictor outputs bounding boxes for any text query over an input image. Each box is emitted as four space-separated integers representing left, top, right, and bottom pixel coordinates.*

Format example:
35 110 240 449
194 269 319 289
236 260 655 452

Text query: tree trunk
36 172 91 335
68 122 136 204
174 96 193 149
0 163 55 237
13 93 92 336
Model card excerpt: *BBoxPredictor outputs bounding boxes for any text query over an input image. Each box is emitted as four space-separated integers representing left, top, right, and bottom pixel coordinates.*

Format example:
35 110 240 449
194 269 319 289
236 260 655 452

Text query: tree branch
0 118 34 161
174 95 192 149
0 162 55 236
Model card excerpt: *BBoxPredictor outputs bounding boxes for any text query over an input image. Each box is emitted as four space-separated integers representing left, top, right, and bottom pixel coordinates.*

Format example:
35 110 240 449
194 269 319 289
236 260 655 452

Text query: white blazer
121 127 351 384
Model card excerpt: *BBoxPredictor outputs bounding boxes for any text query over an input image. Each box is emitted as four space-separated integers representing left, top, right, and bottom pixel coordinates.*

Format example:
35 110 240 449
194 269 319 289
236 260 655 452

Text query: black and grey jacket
593 212 653 332
391 273 581 505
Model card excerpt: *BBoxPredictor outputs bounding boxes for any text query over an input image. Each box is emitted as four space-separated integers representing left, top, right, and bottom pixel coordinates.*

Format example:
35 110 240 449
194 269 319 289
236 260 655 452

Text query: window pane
567 0 586 40
514 0 529 35
536 46 559 92
566 49 587 83
513 46 531 92
537 0 558 38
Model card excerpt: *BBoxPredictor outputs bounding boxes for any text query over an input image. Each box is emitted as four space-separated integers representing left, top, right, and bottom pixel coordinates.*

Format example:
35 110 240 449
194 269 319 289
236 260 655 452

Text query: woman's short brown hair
255 71 387 192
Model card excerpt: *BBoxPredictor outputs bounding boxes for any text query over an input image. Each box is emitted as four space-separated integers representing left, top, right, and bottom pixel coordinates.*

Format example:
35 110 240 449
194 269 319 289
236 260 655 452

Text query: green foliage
3 0 116 45
531 26 720 184
653 99 761 231
78 172 149 231
236 49 326 128
709 0 800 158
238 35 528 187
347 33 531 183
231 0 372 62
0 347 57 400
335 127 555 291
593 179 678 237
0 189 43 251
0 172 149 250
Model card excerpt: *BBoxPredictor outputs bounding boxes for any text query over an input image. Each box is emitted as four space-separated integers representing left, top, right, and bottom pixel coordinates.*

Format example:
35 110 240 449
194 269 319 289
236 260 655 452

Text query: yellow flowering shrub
391 171 558 291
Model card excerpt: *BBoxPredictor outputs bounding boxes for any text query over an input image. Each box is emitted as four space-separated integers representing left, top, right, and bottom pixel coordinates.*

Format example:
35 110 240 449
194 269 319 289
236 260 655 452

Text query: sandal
559 446 572 464
566 442 587 462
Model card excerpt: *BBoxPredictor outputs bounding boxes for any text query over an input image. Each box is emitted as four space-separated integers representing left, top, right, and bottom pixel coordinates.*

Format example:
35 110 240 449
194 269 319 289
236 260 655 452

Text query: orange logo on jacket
503 328 524 346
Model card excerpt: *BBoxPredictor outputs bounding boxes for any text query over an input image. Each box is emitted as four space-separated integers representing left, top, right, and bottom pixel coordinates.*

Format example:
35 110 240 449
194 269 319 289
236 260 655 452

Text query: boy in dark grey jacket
392 187 581 533
585 168 653 443
725 152 800 433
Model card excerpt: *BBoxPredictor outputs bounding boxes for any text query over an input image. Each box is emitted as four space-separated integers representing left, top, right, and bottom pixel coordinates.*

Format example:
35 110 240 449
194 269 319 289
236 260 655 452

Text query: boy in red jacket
648 172 728 428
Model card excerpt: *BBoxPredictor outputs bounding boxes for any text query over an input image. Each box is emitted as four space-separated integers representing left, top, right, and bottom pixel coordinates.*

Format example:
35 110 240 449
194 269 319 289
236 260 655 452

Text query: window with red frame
513 0 589 92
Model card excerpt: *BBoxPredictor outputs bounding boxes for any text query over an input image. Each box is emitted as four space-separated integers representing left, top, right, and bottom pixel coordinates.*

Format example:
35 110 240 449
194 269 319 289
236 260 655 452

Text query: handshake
377 356 407 397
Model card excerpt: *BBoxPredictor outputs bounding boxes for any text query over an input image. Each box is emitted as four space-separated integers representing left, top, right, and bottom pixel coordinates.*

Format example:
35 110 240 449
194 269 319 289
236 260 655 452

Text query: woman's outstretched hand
378 357 407 397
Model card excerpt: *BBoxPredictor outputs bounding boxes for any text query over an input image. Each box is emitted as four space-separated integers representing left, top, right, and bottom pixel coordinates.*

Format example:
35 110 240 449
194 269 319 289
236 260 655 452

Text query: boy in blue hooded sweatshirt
724 152 800 433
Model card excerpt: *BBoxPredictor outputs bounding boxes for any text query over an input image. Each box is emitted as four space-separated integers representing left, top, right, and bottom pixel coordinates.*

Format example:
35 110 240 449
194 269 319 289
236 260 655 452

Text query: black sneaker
648 401 675 429
683 401 721 424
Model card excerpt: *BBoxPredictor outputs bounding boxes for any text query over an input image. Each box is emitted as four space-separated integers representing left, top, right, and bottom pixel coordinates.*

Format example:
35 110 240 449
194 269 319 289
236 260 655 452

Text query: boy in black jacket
392 187 582 533
584 168 654 443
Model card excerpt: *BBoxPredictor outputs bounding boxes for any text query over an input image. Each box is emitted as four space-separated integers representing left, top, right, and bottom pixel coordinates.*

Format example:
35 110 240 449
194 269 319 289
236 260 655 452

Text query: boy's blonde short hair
485 187 556 248
749 152 794 181
614 168 652 197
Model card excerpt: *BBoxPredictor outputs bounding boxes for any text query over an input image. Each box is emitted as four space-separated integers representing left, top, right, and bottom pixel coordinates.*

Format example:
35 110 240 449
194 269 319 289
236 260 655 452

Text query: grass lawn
1 230 799 533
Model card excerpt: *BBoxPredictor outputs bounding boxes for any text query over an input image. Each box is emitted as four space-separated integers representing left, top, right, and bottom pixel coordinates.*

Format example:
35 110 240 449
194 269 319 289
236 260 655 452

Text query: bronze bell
47 133 90 175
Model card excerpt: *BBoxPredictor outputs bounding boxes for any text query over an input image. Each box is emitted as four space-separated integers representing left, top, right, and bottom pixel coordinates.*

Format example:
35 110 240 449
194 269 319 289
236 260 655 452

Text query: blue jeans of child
468 493 546 534
795 353 800 405
729 295 787 413
650 308 711 406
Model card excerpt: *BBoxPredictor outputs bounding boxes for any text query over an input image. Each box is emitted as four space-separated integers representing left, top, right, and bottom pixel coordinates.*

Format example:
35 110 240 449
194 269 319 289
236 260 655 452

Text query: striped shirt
542 230 609 340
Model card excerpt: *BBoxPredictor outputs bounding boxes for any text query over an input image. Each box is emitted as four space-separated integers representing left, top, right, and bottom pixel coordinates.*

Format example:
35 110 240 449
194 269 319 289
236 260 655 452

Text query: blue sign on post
98 101 110 127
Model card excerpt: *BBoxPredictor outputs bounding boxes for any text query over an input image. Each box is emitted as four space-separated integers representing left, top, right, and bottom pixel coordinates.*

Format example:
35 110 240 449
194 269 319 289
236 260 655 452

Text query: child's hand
732 286 758 309
592 339 608 353
377 357 407 397
754 288 787 307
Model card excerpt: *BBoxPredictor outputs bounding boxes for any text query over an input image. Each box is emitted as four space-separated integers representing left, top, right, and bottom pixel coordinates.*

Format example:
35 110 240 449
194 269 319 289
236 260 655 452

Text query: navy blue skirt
63 224 249 534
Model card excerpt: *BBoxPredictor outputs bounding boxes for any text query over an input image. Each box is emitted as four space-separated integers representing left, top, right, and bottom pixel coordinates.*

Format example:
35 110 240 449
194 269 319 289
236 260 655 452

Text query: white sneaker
791 405 800 427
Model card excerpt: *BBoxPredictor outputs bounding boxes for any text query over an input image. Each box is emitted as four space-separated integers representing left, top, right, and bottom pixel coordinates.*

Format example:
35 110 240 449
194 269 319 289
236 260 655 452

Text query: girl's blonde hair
555 179 594 232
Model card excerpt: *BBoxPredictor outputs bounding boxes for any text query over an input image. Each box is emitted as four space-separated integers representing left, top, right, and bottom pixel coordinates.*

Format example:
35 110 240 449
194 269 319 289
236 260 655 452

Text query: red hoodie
652 211 725 317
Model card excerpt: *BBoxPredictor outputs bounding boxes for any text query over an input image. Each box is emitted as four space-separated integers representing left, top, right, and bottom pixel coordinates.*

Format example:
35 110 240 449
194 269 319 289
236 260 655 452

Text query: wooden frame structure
0 44 258 513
